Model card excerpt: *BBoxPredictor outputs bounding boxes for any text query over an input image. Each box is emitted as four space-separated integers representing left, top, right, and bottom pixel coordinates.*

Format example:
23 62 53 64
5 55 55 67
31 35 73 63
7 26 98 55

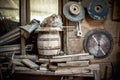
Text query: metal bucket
37 31 61 56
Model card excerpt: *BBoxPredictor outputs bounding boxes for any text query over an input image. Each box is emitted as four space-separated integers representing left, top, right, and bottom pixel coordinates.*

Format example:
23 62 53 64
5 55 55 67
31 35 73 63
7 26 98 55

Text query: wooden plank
0 28 20 40
14 55 38 60
71 55 94 61
51 55 94 62
50 57 71 62
21 59 39 70
39 66 48 71
52 53 89 58
38 58 49 63
0 44 20 48
15 70 55 75
21 35 26 55
0 44 32 55
4 36 20 45
58 61 89 67
55 64 100 75
15 66 31 71
74 72 94 77
55 68 90 75
39 63 48 71
0 53 13 58
48 65 57 71
40 63 48 67
12 60 24 66
14 69 95 76
0 31 19 43
0 44 20 52
0 32 20 45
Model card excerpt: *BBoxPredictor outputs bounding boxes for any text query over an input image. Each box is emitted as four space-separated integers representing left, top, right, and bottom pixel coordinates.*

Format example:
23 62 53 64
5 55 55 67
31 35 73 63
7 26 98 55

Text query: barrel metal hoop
39 54 58 59
39 53 64 59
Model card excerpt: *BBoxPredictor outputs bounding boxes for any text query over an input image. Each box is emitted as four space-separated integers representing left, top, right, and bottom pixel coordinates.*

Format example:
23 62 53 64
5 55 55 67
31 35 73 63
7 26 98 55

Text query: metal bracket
76 22 82 37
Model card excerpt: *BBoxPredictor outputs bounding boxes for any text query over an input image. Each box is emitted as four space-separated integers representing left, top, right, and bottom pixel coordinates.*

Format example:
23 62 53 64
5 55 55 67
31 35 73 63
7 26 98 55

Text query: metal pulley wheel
83 29 113 58
63 1 85 22
88 0 109 20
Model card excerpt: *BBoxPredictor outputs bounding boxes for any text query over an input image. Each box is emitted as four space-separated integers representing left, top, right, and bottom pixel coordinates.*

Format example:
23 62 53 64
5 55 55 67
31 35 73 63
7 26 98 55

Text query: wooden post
20 0 27 55
19 0 34 55
26 0 30 24
20 0 27 25
21 34 26 55
94 70 100 80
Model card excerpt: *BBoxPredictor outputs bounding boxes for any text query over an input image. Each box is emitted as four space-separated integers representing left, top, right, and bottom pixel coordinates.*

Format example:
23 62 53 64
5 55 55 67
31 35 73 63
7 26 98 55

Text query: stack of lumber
13 53 100 76
12 55 39 69
0 27 20 46
0 20 40 78
39 53 100 75
0 44 33 54
0 44 33 72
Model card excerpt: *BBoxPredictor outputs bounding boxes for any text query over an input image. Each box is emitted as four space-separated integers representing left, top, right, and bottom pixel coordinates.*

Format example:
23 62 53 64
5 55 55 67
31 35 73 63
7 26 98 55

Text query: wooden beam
58 61 89 67
52 53 89 58
20 0 27 55
20 0 27 25
26 0 30 24
55 64 100 75
50 57 71 62
21 59 39 70
14 55 38 60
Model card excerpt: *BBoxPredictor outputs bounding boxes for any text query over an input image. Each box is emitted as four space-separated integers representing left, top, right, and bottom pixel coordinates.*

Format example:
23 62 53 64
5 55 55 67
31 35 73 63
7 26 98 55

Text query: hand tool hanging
76 21 82 36
63 1 85 37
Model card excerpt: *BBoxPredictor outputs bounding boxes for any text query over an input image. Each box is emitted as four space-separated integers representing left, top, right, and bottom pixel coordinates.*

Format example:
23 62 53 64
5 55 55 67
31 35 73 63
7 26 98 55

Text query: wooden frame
112 0 120 21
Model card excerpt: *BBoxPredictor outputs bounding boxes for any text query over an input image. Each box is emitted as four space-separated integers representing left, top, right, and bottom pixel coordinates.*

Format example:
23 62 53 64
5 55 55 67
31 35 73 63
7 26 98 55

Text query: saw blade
83 29 113 58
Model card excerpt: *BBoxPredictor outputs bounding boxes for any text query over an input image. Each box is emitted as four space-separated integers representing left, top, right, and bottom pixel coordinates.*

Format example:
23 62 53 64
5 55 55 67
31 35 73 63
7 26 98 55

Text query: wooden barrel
37 31 61 56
